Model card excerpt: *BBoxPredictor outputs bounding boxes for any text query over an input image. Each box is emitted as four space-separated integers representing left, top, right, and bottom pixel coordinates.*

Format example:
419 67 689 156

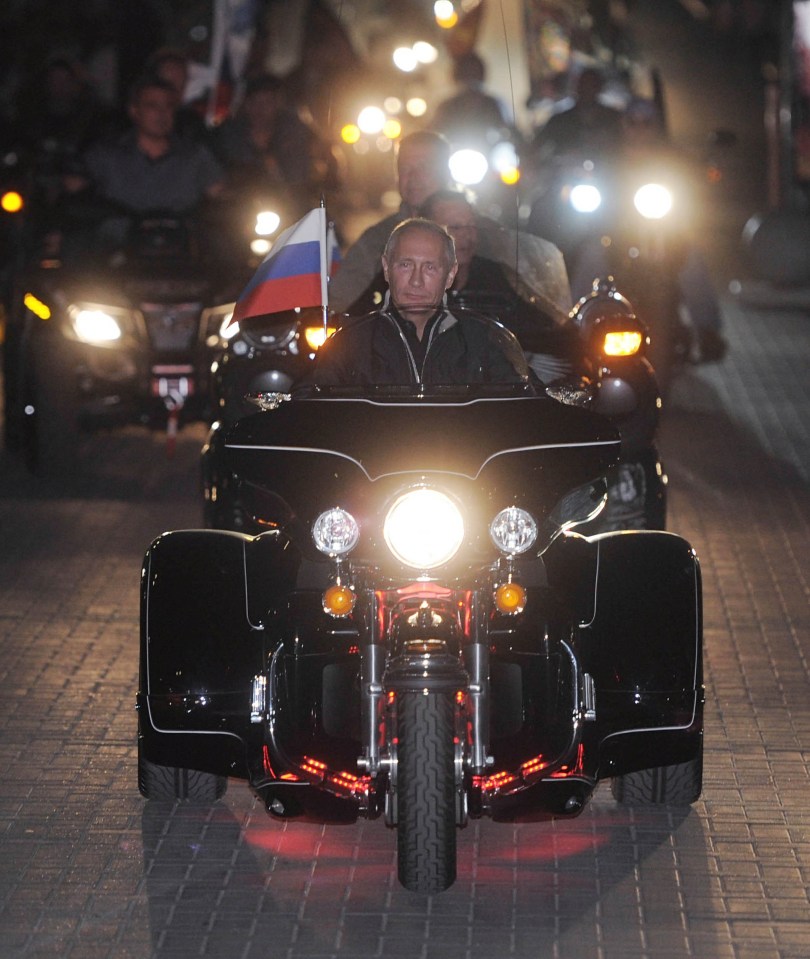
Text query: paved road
1 284 809 959
2 6 809 956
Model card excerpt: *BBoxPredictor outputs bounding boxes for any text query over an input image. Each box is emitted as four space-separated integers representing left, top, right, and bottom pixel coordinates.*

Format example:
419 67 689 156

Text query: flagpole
320 195 329 337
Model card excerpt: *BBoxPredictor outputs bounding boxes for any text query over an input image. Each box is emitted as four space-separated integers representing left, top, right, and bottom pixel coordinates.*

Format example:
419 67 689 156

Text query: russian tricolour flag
233 207 338 323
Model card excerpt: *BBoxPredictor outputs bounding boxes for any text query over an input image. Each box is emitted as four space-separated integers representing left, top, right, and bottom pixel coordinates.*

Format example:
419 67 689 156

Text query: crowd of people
0 38 726 377
2 47 338 226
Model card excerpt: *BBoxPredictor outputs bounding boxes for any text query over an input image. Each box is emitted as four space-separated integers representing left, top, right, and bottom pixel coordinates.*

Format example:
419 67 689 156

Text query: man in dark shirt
347 191 579 384
310 218 528 388
73 76 224 213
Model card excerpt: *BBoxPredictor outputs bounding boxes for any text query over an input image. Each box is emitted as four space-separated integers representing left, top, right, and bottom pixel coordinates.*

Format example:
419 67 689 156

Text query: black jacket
309 298 529 388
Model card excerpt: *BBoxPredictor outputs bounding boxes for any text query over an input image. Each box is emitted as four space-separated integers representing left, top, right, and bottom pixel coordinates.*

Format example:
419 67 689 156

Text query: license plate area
151 365 195 400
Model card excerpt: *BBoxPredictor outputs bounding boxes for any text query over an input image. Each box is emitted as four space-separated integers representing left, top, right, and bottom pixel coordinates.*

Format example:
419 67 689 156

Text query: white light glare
357 106 386 134
393 47 418 72
633 182 673 219
72 308 122 343
255 210 281 236
384 489 464 570
570 183 602 214
449 149 489 186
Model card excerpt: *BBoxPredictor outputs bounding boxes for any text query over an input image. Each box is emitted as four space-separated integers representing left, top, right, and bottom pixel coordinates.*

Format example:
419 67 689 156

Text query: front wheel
138 746 228 803
396 691 457 894
611 752 702 806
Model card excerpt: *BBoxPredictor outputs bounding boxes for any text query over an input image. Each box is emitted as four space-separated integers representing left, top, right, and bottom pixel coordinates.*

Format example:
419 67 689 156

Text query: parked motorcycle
139 369 704 894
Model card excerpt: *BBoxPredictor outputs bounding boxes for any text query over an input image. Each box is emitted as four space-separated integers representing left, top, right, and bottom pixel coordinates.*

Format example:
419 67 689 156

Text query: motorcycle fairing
224 395 620 551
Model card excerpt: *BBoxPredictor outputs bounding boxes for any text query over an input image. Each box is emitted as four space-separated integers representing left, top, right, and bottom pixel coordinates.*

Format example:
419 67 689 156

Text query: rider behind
309 218 528 388
69 75 225 214
327 131 453 314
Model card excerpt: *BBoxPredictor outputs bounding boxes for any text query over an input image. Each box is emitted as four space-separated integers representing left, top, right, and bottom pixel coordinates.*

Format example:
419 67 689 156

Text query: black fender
586 530 703 773
137 528 301 774
545 529 702 775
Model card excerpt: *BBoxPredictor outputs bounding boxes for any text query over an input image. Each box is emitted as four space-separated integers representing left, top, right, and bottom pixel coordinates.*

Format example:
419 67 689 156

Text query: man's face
397 143 449 211
428 198 477 270
129 87 175 139
382 227 457 321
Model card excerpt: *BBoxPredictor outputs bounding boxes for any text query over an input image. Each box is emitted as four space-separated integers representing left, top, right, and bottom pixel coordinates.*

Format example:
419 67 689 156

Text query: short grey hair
383 217 456 268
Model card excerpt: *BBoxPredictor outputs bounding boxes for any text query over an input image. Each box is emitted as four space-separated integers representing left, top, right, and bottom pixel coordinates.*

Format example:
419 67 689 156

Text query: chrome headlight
383 488 464 570
489 507 538 556
633 182 673 219
68 303 132 343
312 508 359 557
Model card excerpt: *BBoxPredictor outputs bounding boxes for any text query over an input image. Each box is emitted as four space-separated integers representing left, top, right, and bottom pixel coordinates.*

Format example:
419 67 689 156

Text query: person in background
532 66 623 162
71 75 224 213
327 130 453 314
619 97 726 362
211 73 339 211
143 47 209 144
431 51 517 152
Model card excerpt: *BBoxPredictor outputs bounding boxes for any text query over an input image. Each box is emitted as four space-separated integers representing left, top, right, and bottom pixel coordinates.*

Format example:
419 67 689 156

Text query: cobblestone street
1 288 809 958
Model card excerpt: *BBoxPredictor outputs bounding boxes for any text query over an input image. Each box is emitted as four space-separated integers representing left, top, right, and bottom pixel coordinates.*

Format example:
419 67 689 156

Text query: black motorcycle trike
138 332 704 895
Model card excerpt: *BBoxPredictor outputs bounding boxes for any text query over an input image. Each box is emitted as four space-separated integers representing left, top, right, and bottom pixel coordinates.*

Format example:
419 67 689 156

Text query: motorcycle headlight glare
384 489 464 570
570 183 602 214
255 210 281 236
312 508 359 556
449 149 489 186
633 183 673 220
69 305 124 343
489 507 538 556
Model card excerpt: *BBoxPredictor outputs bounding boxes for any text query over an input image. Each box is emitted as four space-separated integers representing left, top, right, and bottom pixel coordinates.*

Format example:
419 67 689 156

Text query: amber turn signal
602 330 643 357
1 191 24 214
494 581 526 614
304 325 336 350
323 584 356 617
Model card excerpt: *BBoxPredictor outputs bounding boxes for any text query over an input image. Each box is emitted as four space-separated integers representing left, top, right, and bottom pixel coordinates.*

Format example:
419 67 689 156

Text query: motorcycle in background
2 192 288 473
527 150 694 390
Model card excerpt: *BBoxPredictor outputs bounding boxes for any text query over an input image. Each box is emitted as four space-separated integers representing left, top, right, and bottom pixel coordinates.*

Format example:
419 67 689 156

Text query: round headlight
570 183 602 214
633 182 673 219
312 508 359 556
449 149 489 186
489 507 538 555
72 308 122 343
383 489 464 570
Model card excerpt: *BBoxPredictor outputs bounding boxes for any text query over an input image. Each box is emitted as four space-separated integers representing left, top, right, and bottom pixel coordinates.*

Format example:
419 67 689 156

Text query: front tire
611 752 702 806
24 347 80 475
138 746 228 802
396 691 457 894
